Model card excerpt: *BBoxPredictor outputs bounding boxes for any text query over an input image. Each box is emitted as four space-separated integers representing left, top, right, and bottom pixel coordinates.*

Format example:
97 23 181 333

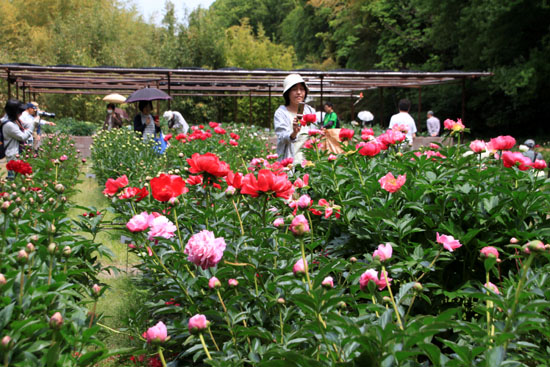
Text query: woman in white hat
163 110 189 134
274 74 316 164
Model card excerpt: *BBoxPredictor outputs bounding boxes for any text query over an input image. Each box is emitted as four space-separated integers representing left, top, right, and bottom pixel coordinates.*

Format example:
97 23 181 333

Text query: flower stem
172 207 182 252
157 346 167 367
231 199 244 236
207 327 220 351
89 300 97 328
486 271 493 342
300 239 313 292
19 265 25 305
198 333 212 360
279 308 284 344
372 296 380 317
415 249 442 283
382 266 404 330
352 156 365 186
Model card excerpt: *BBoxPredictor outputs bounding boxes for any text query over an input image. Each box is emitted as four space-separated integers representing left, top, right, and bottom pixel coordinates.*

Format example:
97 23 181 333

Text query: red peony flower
164 133 173 142
6 160 33 175
502 151 532 171
339 129 355 141
489 135 516 151
187 153 230 178
118 186 149 202
229 140 238 146
214 127 226 134
150 174 188 202
226 170 243 189
175 133 187 142
230 132 240 140
103 175 128 196
358 141 381 157
186 175 203 186
209 122 219 128
241 169 294 199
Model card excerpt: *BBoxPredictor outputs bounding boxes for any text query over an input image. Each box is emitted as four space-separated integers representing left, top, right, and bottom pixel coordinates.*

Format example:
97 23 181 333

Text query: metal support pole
155 81 160 116
418 87 422 129
234 96 238 122
320 75 324 112
249 90 252 126
350 92 355 123
461 79 466 122
7 70 11 100
268 85 272 129
379 88 384 126
167 72 172 110
16 82 19 100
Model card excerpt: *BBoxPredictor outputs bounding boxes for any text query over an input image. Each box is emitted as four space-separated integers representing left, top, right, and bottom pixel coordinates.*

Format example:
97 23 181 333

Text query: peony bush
89 122 550 366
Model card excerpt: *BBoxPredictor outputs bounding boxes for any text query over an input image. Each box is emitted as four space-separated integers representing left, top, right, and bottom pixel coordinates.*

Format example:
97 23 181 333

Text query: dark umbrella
125 87 172 103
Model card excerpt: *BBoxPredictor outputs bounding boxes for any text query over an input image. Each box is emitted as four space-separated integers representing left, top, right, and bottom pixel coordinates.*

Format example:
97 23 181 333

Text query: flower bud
321 276 334 289
28 197 34 205
20 187 27 193
510 237 519 244
337 301 347 309
208 276 221 289
277 297 286 305
14 197 22 204
62 246 71 257
25 243 35 253
525 240 545 254
92 284 101 296
413 282 423 291
48 197 54 204
178 153 184 158
50 224 56 234
49 312 63 329
225 186 236 196
1 201 10 212
188 314 209 334
1 335 12 350
383 296 391 304
0 273 6 287
60 196 67 203
48 243 57 254
12 208 21 218
17 249 28 264
349 257 357 263
228 279 239 287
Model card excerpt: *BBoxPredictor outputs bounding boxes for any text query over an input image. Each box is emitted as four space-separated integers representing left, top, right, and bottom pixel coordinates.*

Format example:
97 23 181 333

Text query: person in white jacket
2 99 32 179
163 110 189 134
273 74 316 164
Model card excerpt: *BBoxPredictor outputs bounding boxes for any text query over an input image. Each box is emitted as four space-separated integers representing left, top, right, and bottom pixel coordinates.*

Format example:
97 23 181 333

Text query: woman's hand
290 117 301 139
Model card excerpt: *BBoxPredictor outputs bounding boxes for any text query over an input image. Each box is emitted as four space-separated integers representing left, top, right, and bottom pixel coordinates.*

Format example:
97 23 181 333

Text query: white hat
163 111 173 120
282 74 309 95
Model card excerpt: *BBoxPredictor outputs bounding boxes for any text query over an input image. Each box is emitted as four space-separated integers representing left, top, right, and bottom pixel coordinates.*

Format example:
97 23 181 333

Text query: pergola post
418 87 422 129
249 90 252 126
234 96 238 122
379 88 384 126
167 72 172 110
350 92 355 123
155 81 160 116
7 70 11 100
320 75 324 112
461 79 466 121
16 81 19 100
268 85 272 129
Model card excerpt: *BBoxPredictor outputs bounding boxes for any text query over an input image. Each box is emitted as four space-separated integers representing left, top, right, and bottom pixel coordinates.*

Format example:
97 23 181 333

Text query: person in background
133 101 160 141
273 74 315 164
522 139 543 162
322 102 339 129
20 102 55 147
163 110 189 134
103 103 124 130
389 98 417 146
2 100 32 179
426 110 440 137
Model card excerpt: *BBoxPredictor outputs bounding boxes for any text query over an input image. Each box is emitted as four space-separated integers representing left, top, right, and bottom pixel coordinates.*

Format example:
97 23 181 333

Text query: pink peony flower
293 258 307 275
290 214 310 235
484 282 500 295
429 143 440 150
489 135 516 151
184 230 226 269
92 284 101 296
436 233 462 252
358 141 381 157
50 312 63 329
533 159 547 170
480 246 499 259
297 195 312 209
126 212 154 232
59 155 68 161
378 172 406 193
145 321 168 343
469 140 486 153
208 276 221 289
359 269 379 291
372 243 393 262
188 314 209 334
523 240 546 254
321 276 334 288
328 154 337 161
376 269 392 290
273 218 284 227
228 278 239 287
293 174 309 188
502 151 532 170
147 216 177 240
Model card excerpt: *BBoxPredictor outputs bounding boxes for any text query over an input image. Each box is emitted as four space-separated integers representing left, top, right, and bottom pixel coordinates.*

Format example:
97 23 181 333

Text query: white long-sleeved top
273 104 315 161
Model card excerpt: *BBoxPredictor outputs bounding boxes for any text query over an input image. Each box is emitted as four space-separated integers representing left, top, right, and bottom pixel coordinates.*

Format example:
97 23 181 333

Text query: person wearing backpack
1 99 32 179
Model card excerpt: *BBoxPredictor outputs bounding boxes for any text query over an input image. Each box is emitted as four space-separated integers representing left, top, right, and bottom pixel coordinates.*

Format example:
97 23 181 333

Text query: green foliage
42 117 97 136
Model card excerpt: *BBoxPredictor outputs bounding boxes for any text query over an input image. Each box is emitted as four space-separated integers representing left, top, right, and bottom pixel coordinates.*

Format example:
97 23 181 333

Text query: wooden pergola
0 64 492 124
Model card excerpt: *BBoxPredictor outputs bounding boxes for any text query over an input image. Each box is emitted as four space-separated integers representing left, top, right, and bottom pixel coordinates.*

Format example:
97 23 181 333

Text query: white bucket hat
282 74 309 96
163 111 173 120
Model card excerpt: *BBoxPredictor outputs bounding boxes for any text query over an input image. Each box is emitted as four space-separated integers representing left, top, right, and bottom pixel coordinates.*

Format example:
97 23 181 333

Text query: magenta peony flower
328 154 337 161
126 212 154 232
502 151 532 170
321 276 334 288
489 135 516 151
228 278 239 287
273 218 284 227
184 230 226 269
480 246 499 259
436 232 462 252
293 258 307 275
378 172 406 193
469 140 486 153
147 216 177 240
59 155 68 161
290 214 310 236
484 282 500 295
188 314 209 334
145 321 168 343
359 269 379 291
533 159 547 170
372 243 393 262
376 269 392 290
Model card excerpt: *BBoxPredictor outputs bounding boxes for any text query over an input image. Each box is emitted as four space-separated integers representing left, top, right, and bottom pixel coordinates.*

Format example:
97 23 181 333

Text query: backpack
0 120 11 159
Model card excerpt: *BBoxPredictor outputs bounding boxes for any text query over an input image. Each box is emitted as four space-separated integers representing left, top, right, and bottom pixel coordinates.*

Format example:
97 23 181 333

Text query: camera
39 111 56 118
